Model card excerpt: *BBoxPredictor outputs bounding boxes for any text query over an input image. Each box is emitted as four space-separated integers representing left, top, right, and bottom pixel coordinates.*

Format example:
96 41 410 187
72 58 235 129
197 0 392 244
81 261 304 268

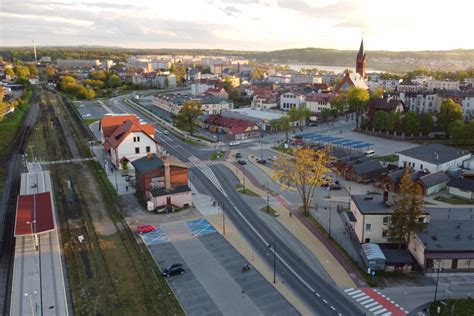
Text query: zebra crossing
344 288 408 316
188 156 227 197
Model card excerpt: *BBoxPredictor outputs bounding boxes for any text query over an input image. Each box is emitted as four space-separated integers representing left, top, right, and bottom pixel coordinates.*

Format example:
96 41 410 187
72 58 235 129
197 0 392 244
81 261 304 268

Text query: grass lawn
273 146 292 154
430 298 474 316
260 206 279 217
0 89 33 157
235 183 260 196
435 196 474 205
210 151 224 160
83 118 99 126
375 154 399 162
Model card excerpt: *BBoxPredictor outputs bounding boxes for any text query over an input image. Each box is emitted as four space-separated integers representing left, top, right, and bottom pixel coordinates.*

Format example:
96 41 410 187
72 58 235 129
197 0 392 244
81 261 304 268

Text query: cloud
221 6 241 16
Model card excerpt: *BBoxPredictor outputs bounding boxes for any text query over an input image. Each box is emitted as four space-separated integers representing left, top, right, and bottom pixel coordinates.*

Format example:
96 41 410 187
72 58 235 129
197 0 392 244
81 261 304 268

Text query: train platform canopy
14 192 55 236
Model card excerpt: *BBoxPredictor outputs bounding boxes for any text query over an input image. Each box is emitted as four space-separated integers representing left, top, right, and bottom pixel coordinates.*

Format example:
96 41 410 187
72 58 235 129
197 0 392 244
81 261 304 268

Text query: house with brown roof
367 97 405 124
100 114 158 169
335 72 368 93
203 114 261 140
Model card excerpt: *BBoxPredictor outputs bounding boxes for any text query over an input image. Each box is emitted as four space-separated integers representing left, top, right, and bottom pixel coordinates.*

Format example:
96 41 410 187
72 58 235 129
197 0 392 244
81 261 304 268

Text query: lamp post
266 182 270 212
221 204 225 236
324 205 332 239
26 220 39 273
433 260 442 303
268 240 276 284
24 291 38 316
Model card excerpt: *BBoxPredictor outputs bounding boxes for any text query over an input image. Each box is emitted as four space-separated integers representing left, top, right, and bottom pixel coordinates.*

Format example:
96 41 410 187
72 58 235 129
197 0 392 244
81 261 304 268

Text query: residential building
131 153 191 211
367 97 405 123
205 87 229 99
152 94 233 115
344 159 387 183
56 59 100 69
415 171 450 196
28 75 39 85
426 80 460 91
99 114 158 169
291 74 322 85
279 91 306 111
131 72 176 88
400 92 438 113
202 114 261 140
251 94 278 110
222 107 297 131
305 92 335 114
397 144 472 173
351 193 429 244
397 82 423 93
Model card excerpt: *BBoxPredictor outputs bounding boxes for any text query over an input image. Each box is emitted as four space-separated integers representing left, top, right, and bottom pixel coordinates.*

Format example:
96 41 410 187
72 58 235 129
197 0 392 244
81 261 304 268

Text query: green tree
372 111 388 131
297 107 310 130
371 87 384 98
386 112 401 133
174 100 202 136
83 88 96 100
402 111 420 135
388 167 426 248
89 70 107 81
347 87 369 129
420 113 434 135
58 76 77 91
250 68 265 80
169 63 186 84
107 74 122 88
4 67 15 80
437 99 464 134
288 107 299 132
27 64 38 76
330 92 348 117
278 116 292 142
15 66 30 80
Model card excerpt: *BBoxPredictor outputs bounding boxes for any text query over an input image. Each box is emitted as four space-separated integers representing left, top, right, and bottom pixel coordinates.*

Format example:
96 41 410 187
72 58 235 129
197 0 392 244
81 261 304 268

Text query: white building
397 144 471 173
279 91 306 111
56 59 100 69
191 82 215 95
153 94 233 115
304 92 335 113
291 74 323 84
251 94 278 110
426 80 460 91
400 92 438 113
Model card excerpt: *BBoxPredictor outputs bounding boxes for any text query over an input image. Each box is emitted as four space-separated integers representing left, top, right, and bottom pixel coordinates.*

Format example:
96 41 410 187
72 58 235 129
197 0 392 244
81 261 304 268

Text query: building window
365 224 372 231
383 216 390 225
382 230 389 238
135 147 140 154
133 136 141 142
420 164 423 170
146 146 151 153
365 238 371 243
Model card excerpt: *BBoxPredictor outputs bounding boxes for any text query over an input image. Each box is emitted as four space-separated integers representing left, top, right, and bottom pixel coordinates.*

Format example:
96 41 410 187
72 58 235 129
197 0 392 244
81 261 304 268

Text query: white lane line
330 306 336 311
344 288 355 293
360 298 374 305
347 289 361 296
381 313 392 316
373 308 388 315
323 299 328 304
315 293 321 297
364 302 379 308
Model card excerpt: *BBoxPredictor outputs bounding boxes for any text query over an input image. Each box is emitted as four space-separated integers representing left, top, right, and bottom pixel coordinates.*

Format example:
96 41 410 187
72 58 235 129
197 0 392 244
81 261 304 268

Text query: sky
1 0 474 51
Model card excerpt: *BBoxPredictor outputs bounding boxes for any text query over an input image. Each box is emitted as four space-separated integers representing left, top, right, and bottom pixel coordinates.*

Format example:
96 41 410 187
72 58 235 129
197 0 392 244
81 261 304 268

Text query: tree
4 67 15 80
15 66 30 80
288 107 299 132
83 88 96 100
371 87 384 98
27 64 38 76
297 107 311 130
169 63 186 84
272 147 333 217
330 92 348 117
89 70 107 81
107 74 122 88
402 111 420 135
437 99 464 134
420 113 434 135
372 111 388 131
174 100 202 136
45 66 56 79
388 168 426 248
347 87 369 129
386 112 401 133
58 76 77 91
250 68 265 80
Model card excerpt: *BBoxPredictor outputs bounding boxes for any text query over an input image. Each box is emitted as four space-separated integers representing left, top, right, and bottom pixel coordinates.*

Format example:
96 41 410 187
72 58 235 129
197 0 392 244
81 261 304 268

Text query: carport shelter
361 243 386 271
14 192 55 236
381 249 414 273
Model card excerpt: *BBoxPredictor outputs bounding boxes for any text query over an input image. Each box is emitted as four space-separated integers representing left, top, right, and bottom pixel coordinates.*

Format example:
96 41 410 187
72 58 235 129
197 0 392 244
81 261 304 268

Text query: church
335 39 369 92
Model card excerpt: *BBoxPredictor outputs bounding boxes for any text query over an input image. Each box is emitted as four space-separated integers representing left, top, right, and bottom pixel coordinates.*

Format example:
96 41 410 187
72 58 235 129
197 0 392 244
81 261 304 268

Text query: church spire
356 37 367 79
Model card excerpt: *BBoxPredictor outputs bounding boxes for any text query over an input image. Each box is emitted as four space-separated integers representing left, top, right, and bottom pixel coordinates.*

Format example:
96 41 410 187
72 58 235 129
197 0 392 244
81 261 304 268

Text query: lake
288 63 383 73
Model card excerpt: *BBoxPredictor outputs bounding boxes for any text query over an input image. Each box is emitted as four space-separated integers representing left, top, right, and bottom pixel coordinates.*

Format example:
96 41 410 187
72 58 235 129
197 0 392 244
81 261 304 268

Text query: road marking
352 292 366 299
373 308 388 315
382 313 392 316
344 288 354 293
356 295 370 302
347 289 361 295
315 292 321 297
369 305 384 312
360 298 374 305
323 299 328 304
364 302 379 308
330 306 336 311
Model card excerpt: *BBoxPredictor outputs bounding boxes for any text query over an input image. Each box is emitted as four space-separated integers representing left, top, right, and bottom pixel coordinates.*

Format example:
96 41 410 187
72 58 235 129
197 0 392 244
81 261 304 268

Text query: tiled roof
104 119 156 150
100 114 140 139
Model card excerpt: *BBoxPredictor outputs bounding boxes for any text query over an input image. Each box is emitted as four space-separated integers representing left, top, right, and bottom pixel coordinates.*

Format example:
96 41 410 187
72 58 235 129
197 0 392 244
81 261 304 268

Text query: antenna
32 40 37 62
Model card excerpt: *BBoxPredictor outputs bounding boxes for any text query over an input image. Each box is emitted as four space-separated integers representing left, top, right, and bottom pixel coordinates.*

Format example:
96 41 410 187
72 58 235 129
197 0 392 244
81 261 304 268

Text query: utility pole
329 204 332 239
266 182 269 212
434 260 442 303
222 205 225 236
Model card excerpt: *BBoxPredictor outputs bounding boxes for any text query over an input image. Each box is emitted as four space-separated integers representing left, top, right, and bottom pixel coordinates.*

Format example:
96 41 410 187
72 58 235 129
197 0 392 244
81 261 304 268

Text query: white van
365 150 375 157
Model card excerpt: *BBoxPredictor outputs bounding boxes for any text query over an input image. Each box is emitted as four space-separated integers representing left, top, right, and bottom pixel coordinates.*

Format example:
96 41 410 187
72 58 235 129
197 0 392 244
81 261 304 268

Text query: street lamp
433 260 443 303
268 240 276 284
24 291 38 316
324 205 332 239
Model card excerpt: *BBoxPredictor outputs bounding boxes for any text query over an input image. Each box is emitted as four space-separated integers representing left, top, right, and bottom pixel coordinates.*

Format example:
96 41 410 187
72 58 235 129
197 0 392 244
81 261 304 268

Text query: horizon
1 0 474 51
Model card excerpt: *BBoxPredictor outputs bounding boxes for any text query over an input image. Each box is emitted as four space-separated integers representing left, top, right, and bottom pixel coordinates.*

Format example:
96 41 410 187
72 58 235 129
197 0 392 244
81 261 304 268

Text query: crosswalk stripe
382 313 392 316
344 288 354 293
347 289 361 296
352 293 366 299
369 305 384 312
364 302 379 308
360 298 374 305
356 295 369 302
373 308 388 315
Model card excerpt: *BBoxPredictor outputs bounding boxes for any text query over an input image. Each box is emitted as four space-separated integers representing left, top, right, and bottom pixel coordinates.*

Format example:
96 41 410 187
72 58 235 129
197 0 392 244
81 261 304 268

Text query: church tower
356 38 367 79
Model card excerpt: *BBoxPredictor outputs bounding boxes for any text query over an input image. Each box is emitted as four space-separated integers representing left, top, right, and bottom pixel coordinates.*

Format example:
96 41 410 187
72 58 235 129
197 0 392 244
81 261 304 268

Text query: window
133 136 141 142
135 147 140 154
146 146 151 153
383 216 390 225
420 164 423 170
365 238 371 243
382 230 389 238
365 224 372 231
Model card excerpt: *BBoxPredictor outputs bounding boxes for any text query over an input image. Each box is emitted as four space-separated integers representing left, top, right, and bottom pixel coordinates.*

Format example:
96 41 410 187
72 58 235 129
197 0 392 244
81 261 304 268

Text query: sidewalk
221 160 360 288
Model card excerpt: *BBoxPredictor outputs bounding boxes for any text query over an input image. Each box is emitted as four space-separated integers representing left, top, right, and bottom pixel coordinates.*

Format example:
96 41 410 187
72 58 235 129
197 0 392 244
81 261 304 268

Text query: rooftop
447 177 474 192
397 143 471 165
131 154 164 174
416 220 474 252
351 194 393 215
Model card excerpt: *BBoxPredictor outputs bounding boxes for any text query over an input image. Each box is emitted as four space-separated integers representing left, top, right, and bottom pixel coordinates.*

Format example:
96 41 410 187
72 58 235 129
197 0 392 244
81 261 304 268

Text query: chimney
163 156 171 190
383 190 389 204
147 153 154 160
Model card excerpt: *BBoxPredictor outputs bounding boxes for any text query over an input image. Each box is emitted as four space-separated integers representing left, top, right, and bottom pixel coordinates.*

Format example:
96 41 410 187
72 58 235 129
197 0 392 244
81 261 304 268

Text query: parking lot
144 219 298 316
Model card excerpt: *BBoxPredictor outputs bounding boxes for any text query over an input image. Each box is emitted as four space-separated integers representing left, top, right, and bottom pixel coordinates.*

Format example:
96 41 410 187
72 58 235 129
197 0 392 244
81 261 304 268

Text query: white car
162 130 170 135
229 141 241 146
82 113 91 118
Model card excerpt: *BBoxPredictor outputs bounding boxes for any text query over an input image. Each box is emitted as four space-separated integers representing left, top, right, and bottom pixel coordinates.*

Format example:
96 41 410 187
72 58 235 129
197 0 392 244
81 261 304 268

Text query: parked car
257 159 267 164
235 153 242 159
163 263 185 277
82 113 91 118
238 159 247 165
162 130 170 135
137 224 157 234
229 141 241 146
268 156 278 161
329 184 343 190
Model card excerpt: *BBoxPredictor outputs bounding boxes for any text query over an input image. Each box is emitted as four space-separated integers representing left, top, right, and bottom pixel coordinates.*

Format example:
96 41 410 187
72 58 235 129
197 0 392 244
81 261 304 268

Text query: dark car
257 159 267 164
163 263 185 277
238 159 247 165
329 184 343 191
235 153 242 159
